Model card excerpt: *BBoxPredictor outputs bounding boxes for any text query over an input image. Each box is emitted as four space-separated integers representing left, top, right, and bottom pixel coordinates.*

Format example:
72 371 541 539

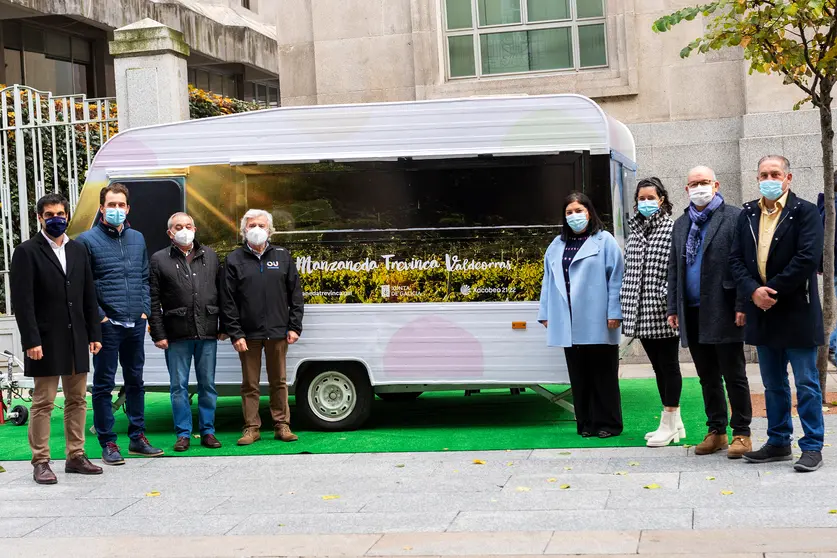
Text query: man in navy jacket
730 155 825 472
78 183 162 465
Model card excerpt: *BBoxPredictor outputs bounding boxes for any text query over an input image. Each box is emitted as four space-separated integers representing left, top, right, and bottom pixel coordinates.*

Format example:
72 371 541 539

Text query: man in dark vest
78 182 162 465
11 193 102 484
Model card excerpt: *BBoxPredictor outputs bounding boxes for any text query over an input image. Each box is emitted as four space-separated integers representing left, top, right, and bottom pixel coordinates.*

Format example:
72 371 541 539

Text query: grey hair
167 212 194 229
240 209 275 240
758 155 791 174
687 166 717 181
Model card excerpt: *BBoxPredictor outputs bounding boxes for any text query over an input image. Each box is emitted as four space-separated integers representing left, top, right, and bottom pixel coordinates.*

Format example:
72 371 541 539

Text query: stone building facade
276 0 834 208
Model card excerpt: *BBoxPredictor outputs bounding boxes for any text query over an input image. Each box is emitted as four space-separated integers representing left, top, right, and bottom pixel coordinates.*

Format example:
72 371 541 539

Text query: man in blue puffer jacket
77 183 162 465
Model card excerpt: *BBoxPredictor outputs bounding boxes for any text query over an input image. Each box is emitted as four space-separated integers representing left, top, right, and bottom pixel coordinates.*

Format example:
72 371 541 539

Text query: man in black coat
10 193 103 484
730 155 825 472
149 212 222 452
220 209 304 446
667 166 752 459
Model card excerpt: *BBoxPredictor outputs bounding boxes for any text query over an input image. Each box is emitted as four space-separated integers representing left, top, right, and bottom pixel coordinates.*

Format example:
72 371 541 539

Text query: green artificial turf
0 378 707 461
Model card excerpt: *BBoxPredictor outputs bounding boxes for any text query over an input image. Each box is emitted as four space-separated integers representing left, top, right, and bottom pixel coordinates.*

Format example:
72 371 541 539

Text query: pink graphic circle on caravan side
382 315 484 379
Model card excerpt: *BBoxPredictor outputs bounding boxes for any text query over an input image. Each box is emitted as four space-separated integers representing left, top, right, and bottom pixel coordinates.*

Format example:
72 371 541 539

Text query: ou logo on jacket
266 261 281 269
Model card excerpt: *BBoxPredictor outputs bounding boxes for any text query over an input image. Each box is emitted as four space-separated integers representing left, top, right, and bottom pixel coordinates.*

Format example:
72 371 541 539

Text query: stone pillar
109 19 190 131
276 0 318 106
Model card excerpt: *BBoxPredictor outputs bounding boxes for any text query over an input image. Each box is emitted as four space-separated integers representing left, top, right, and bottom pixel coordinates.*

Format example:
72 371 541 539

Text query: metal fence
0 84 117 313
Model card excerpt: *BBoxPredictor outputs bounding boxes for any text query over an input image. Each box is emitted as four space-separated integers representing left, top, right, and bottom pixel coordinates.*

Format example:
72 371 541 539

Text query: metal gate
0 85 117 313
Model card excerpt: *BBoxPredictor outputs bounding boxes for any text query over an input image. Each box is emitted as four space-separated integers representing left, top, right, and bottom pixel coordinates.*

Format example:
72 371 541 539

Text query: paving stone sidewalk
4 414 837 556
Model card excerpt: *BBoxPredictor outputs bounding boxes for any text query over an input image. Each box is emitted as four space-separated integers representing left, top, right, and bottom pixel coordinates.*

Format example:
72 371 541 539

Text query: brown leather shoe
237 428 261 446
33 462 57 485
694 432 729 455
727 435 752 459
201 434 222 449
174 437 191 452
65 454 103 475
274 424 299 442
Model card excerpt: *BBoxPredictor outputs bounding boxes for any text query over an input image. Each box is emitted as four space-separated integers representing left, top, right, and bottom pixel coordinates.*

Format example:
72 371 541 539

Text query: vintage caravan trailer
67 94 637 431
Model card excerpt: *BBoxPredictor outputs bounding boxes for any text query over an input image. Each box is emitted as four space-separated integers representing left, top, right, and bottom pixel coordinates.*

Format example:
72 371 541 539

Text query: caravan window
187 155 591 304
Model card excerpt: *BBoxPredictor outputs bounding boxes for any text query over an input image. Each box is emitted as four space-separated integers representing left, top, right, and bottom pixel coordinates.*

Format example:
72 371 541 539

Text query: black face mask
44 216 68 237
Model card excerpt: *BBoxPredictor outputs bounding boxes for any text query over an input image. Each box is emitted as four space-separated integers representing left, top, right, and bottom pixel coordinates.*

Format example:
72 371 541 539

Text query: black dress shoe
33 462 57 485
201 434 222 449
581 431 594 438
597 430 614 439
65 454 103 475
174 437 190 452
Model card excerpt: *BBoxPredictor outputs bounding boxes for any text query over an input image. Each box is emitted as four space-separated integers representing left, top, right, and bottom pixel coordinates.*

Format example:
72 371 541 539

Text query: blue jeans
830 275 837 353
92 320 147 447
757 345 824 452
165 339 218 437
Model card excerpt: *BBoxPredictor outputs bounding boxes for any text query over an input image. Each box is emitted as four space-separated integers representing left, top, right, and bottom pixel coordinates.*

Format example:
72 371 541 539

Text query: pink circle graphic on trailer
382 315 484 379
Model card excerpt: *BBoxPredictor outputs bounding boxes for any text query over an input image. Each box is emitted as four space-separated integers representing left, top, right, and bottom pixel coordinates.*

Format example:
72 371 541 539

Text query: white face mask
246 226 269 246
172 228 195 247
689 185 714 207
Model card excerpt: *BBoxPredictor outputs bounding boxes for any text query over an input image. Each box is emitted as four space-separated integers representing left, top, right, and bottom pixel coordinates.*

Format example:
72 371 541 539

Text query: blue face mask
566 213 589 234
638 200 660 218
44 216 68 238
759 180 784 201
104 208 126 227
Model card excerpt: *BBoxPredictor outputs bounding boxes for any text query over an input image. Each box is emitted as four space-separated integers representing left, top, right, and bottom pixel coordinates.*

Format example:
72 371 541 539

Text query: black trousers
685 308 752 436
640 337 683 408
564 344 622 436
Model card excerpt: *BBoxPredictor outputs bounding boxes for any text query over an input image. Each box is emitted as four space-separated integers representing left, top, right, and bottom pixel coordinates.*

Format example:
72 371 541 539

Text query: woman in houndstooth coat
619 177 683 448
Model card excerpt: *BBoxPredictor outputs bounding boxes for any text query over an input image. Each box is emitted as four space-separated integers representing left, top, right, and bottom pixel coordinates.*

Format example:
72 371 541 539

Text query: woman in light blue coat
538 192 625 438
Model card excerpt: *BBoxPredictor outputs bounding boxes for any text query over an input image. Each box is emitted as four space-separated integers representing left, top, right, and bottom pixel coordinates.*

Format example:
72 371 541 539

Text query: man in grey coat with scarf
667 166 752 459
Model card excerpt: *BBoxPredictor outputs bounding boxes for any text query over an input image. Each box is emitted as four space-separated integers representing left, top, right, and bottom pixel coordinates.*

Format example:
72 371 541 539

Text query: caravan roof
90 94 635 175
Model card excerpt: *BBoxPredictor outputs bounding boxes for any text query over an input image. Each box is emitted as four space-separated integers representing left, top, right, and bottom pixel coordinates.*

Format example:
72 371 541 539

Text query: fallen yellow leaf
403 546 413 551
614 471 628 476
706 476 716 481
564 466 573 470
145 491 161 497
643 483 661 490
829 510 837 514
473 459 486 465
507 462 514 466
322 495 340 500
516 486 531 492
628 461 640 467
546 478 557 483
395 464 405 468
683 444 693 448
721 490 734 496
559 484 571 490
0 466 5 473
826 444 833 448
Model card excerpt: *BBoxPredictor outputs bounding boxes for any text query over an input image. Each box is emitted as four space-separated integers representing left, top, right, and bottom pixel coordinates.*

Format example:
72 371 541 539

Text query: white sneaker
647 410 681 447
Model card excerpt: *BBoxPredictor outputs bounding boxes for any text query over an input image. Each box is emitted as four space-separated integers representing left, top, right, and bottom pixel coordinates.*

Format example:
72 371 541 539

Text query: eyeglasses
687 180 714 188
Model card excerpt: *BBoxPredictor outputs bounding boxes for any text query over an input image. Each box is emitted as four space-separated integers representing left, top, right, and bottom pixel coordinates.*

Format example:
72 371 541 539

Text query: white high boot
647 410 681 447
645 408 686 440
644 411 665 441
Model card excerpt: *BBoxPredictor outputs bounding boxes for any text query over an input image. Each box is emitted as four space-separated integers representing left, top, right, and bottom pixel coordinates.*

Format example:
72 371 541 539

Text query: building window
188 68 239 98
241 0 251 10
2 22 94 96
444 0 607 79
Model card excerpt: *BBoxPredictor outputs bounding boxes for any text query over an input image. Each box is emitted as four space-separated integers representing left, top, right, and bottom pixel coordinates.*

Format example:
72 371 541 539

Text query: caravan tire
296 363 372 431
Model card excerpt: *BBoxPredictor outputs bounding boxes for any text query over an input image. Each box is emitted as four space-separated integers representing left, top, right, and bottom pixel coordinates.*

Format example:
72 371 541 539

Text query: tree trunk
817 78 836 403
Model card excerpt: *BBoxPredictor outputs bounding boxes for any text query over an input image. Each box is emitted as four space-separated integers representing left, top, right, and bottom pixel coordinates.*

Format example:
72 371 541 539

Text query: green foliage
188 86 263 118
653 0 837 109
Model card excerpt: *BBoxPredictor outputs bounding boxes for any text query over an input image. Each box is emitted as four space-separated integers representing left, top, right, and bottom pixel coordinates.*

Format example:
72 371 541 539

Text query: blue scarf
686 193 724 266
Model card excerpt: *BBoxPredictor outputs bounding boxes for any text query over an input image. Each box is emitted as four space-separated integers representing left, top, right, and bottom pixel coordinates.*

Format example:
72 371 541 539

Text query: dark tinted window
105 180 184 255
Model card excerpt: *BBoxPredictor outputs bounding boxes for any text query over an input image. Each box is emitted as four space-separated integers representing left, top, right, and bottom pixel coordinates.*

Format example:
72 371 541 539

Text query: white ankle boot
647 410 681 447
645 409 686 440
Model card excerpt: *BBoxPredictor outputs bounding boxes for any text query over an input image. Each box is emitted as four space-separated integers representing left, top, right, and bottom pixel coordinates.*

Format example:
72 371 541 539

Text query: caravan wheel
296 364 372 431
